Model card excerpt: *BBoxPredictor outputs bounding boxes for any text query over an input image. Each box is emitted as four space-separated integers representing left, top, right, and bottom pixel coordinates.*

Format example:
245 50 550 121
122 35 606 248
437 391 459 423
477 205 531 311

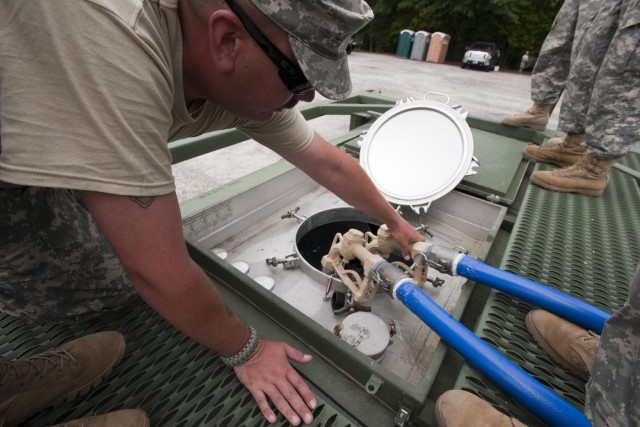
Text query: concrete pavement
174 52 560 202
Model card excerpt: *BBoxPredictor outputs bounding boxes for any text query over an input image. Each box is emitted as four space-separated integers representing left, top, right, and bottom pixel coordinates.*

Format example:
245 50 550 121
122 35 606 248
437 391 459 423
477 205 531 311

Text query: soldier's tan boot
435 390 528 427
0 332 126 427
501 102 551 131
49 409 150 427
523 132 586 167
525 310 599 381
530 154 616 196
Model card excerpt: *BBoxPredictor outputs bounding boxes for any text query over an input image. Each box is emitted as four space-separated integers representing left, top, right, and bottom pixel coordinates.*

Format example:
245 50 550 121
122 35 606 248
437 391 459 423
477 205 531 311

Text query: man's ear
208 10 243 73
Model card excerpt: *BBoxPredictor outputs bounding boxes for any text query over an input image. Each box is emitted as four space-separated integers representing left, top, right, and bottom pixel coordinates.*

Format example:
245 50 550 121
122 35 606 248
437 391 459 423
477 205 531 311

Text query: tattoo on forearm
129 196 156 208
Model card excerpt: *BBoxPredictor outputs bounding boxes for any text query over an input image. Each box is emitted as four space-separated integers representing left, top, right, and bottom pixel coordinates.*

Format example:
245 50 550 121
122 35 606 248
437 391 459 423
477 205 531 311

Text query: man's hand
386 218 425 260
235 340 315 425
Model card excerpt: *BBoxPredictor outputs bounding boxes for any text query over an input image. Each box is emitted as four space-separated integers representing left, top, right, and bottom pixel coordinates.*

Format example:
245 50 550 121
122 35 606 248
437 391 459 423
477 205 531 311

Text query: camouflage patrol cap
249 0 374 100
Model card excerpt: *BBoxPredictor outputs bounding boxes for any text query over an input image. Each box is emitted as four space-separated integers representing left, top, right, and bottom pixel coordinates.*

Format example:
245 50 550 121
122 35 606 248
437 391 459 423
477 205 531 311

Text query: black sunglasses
226 0 314 96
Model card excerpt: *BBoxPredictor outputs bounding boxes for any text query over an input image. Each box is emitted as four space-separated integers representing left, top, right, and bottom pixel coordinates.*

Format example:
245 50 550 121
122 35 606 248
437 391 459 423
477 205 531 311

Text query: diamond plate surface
0 292 360 427
453 154 640 426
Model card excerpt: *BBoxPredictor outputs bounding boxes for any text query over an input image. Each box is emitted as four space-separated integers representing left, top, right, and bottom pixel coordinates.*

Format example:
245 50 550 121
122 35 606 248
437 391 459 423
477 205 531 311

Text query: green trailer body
4 93 639 427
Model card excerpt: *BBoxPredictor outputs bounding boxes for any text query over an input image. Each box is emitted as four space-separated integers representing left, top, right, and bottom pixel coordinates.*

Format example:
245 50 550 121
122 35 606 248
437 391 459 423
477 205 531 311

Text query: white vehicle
461 42 500 71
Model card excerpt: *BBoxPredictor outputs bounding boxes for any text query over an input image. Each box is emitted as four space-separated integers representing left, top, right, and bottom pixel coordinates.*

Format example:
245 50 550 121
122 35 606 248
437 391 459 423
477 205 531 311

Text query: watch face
360 100 474 209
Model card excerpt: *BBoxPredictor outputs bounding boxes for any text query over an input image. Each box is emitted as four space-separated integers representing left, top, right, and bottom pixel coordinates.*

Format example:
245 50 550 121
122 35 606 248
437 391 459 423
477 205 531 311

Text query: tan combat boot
530 154 616 196
523 132 586 167
525 310 599 381
0 332 126 427
501 102 551 131
435 390 528 427
49 409 150 427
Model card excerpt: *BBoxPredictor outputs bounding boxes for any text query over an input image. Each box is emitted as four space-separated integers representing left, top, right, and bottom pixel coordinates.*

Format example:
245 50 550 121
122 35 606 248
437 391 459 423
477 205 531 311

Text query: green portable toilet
396 29 414 58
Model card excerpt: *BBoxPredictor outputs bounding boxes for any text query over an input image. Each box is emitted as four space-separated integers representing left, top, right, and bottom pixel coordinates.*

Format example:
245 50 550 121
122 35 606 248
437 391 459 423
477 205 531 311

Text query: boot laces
0 349 78 386
581 330 600 347
552 155 592 176
571 330 599 366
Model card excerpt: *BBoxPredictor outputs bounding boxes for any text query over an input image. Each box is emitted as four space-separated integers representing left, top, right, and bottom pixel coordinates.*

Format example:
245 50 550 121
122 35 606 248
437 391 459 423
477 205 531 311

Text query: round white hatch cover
359 99 474 208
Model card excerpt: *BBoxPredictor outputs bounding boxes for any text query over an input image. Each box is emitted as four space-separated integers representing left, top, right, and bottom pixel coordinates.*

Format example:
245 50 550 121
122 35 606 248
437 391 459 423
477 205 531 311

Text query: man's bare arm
80 190 250 354
78 190 315 425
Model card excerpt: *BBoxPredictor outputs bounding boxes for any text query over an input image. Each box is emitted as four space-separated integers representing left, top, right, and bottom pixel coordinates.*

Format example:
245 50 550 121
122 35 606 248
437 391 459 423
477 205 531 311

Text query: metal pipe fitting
371 261 413 296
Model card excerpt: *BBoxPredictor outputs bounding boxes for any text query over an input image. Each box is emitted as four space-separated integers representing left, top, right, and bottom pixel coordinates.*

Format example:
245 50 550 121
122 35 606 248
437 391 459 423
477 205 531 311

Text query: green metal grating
0 282 362 427
452 153 640 426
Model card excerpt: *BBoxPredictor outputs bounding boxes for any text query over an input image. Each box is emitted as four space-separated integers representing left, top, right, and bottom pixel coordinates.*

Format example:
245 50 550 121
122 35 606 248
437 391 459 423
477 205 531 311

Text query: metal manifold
320 224 451 303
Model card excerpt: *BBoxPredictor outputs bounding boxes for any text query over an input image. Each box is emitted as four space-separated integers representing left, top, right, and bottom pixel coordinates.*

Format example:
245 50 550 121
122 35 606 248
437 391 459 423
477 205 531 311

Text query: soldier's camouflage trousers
586 262 640 426
558 0 624 136
0 187 135 324
583 0 640 160
531 0 601 104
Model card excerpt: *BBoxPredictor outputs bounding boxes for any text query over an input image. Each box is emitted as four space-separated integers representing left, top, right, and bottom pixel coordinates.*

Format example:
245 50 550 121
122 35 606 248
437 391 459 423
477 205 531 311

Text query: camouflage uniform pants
531 0 601 104
558 0 624 136
0 187 135 324
586 262 640 426
583 0 640 160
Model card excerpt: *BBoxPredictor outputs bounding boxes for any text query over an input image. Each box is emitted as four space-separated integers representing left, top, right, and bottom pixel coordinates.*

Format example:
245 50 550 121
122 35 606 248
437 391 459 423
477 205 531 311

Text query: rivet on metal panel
364 374 383 394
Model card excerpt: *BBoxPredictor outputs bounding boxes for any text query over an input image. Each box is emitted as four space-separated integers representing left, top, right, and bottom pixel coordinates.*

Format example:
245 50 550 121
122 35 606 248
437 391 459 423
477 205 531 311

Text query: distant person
519 51 530 72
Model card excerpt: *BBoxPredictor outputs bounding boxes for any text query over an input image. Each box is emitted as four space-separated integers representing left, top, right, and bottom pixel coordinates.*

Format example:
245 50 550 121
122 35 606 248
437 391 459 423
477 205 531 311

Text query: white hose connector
450 252 466 277
392 278 416 300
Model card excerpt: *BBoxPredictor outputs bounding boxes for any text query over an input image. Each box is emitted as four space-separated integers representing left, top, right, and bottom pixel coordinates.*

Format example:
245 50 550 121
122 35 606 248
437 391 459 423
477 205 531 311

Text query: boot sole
54 358 123 405
525 315 589 380
522 153 572 168
522 124 546 131
502 123 547 131
529 175 605 197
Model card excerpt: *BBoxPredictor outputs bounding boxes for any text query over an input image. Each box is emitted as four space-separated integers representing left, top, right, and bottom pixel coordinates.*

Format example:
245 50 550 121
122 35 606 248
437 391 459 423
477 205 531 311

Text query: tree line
359 0 563 69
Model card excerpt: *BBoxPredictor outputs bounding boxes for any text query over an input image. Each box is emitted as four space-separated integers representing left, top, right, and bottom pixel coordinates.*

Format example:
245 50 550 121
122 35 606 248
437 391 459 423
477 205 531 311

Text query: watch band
220 326 261 368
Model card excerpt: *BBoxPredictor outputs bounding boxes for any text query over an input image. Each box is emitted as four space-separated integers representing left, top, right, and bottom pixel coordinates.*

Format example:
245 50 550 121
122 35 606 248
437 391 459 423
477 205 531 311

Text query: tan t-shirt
0 0 314 196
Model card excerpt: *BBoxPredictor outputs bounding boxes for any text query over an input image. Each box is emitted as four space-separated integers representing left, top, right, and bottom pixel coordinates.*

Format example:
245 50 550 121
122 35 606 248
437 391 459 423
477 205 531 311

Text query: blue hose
455 255 611 334
394 280 591 427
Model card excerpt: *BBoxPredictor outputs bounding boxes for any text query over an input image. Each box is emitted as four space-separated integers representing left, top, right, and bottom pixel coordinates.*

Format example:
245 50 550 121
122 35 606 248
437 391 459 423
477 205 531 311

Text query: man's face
218 1 316 121
231 44 315 121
